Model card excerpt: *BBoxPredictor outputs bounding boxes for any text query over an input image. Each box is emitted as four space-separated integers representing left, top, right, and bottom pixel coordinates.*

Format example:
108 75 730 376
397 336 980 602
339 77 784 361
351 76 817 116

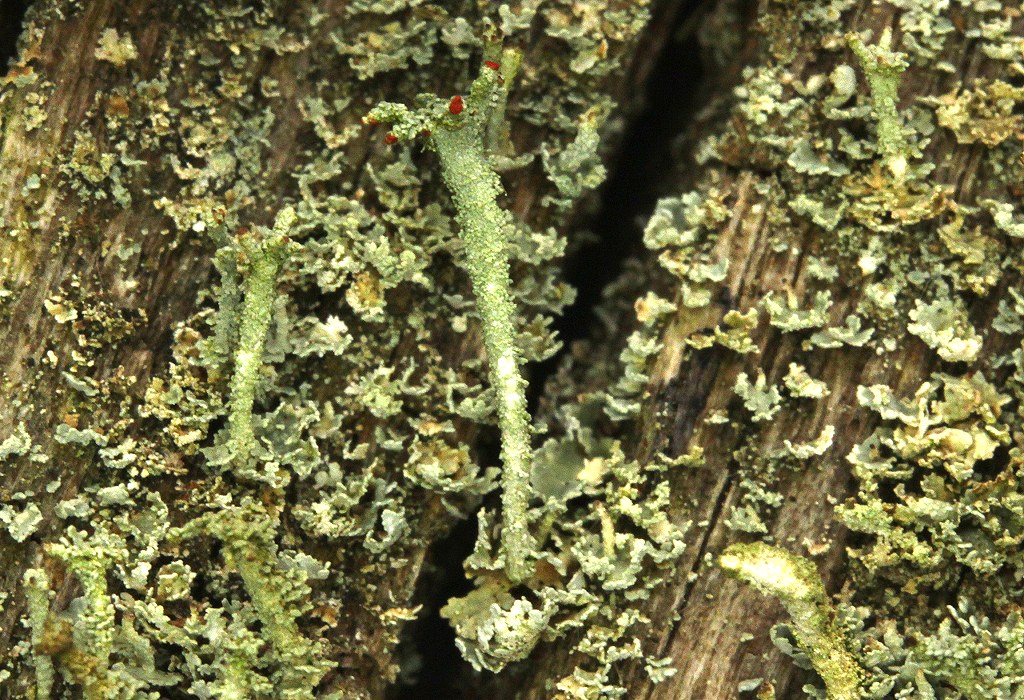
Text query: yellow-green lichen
720 543 863 700
224 208 294 475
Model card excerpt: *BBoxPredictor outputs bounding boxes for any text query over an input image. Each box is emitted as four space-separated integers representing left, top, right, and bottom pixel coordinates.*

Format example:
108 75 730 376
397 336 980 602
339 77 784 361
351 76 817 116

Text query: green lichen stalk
23 568 54 700
848 29 910 180
720 543 863 700
367 62 535 583
171 501 331 698
227 207 294 466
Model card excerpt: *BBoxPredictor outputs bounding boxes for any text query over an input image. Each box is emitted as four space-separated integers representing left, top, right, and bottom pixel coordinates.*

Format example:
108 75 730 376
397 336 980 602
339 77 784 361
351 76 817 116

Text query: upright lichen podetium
848 29 910 180
366 60 535 583
227 207 294 466
720 543 864 700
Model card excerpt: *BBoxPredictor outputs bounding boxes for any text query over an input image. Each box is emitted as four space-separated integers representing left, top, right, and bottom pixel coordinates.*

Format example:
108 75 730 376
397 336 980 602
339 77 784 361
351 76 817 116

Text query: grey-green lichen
841 372 1011 578
170 500 331 698
848 29 910 180
734 370 783 423
1 0 660 694
366 61 537 583
443 433 687 693
44 525 124 698
721 543 864 700
0 502 43 543
363 44 687 693
9 0 1024 697
22 568 54 699
607 1 1024 696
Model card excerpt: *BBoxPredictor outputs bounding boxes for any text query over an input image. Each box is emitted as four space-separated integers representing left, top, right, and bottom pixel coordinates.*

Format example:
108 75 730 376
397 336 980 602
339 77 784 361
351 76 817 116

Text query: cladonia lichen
13 1 1024 697
23 568 54 699
170 500 331 698
366 60 536 583
848 29 910 180
226 207 295 470
720 543 863 700
1 0 660 693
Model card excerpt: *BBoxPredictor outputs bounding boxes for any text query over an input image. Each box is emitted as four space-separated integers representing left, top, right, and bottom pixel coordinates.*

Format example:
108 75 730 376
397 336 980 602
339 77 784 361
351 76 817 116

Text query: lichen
8 0 1024 697
763 290 832 332
366 60 538 583
933 79 1024 146
734 370 783 423
848 29 910 179
907 295 983 363
170 500 332 698
22 568 55 700
223 207 294 475
612 3 1024 697
44 524 126 698
720 543 863 700
93 29 138 68
444 436 687 692
2 0 663 693
0 502 43 543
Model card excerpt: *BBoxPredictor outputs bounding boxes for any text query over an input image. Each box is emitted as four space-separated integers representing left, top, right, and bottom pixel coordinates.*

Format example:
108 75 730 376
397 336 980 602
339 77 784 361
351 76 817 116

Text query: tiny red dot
484 60 500 70
384 133 398 145
449 95 464 115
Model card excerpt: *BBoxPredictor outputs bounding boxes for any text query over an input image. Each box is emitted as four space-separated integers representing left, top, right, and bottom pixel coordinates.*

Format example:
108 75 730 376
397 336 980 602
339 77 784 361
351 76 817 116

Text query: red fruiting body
449 95 464 115
484 60 500 70
363 116 379 125
384 133 398 145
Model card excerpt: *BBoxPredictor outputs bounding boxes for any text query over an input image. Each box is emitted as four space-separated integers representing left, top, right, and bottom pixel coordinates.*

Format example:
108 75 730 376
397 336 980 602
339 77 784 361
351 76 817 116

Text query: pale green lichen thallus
366 61 535 583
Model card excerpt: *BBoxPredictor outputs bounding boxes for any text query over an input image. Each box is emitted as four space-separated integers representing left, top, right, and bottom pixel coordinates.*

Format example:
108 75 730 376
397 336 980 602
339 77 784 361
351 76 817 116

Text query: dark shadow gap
386 515 479 700
529 0 709 399
0 0 31 72
391 1 708 697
